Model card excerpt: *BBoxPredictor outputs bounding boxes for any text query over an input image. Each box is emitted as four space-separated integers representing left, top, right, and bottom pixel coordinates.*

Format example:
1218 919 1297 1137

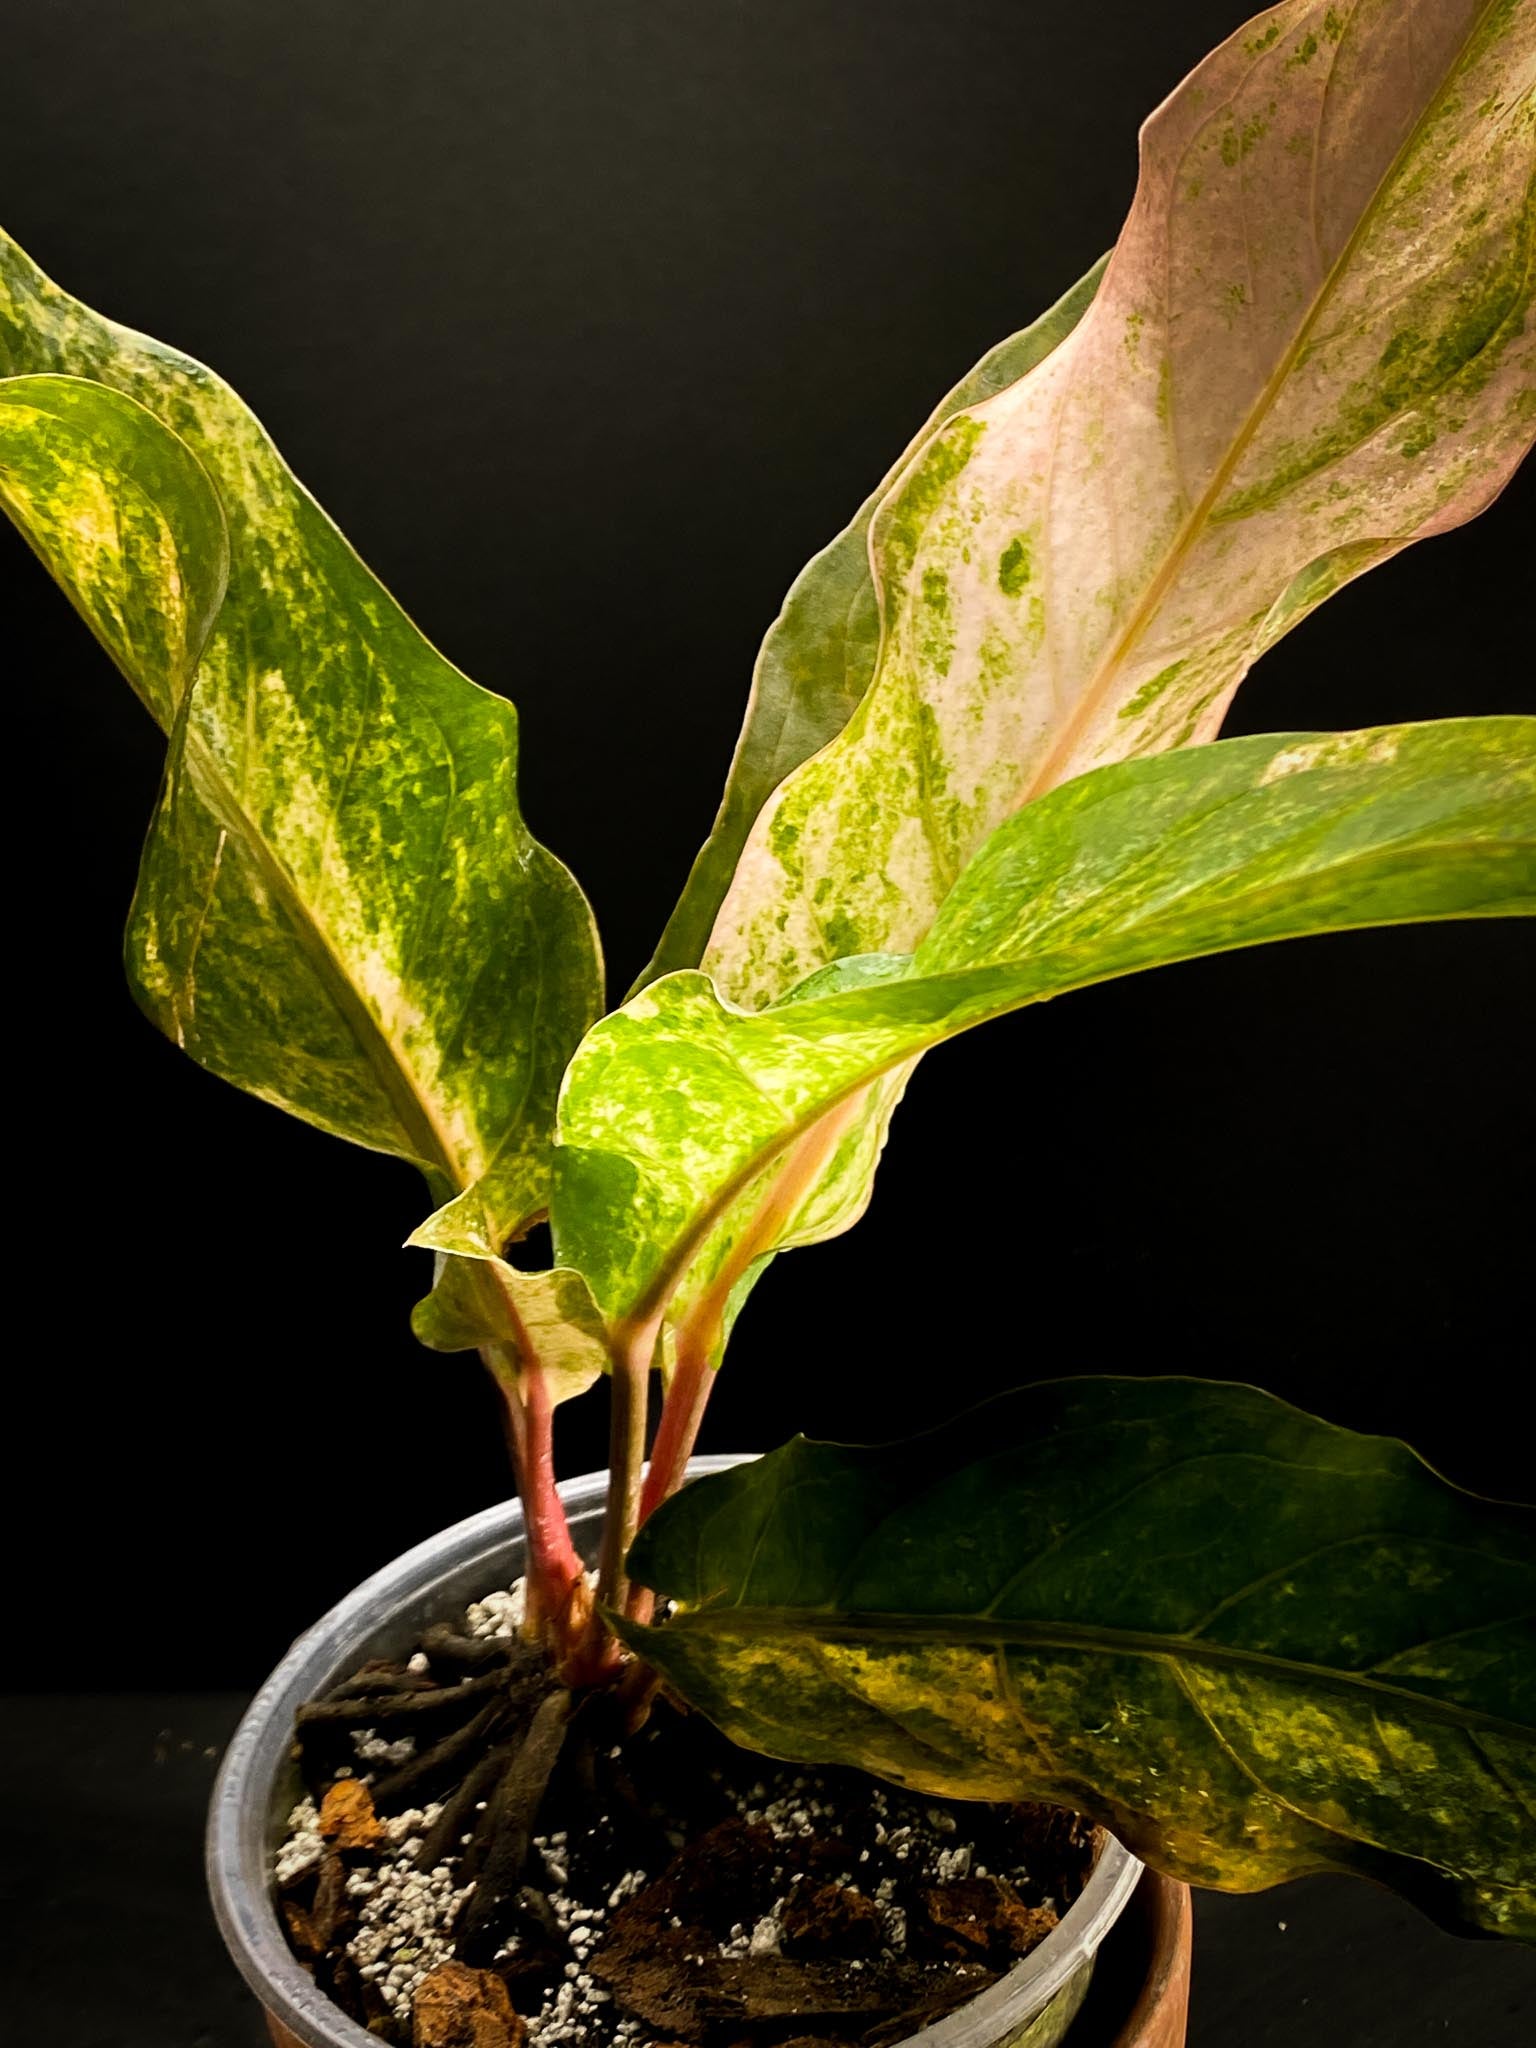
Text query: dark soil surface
276 1602 1093 2048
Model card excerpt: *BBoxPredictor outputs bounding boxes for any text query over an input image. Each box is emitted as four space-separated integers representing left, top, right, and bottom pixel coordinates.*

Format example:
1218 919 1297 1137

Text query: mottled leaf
1 236 604 1393
0 374 228 725
623 1377 1536 1939
408 1192 610 1404
550 719 1534 1345
705 0 1536 1009
634 254 1108 992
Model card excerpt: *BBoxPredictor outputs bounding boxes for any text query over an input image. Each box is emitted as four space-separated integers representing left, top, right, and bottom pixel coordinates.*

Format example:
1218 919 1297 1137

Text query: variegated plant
4 0 1533 1941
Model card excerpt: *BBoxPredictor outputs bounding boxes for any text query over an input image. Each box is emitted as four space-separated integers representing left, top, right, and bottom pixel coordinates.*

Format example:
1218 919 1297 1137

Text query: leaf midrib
1015 0 1496 809
656 1603 1535 1744
181 723 468 1185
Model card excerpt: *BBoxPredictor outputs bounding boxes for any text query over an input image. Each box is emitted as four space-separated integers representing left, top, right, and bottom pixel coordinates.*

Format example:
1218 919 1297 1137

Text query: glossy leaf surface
626 1378 1536 1938
704 0 1536 1009
1 237 605 1391
552 718 1535 1341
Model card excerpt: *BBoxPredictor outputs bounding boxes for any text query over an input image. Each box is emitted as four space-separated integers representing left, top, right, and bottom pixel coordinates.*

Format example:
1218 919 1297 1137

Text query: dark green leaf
624 1378 1536 1939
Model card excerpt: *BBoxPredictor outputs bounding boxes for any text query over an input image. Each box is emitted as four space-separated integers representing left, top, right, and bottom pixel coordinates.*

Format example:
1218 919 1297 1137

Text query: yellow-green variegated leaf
0 237 604 1388
408 1192 609 1408
706 0 1536 1009
550 719 1534 1343
623 1379 1536 1939
0 375 229 725
633 254 1108 992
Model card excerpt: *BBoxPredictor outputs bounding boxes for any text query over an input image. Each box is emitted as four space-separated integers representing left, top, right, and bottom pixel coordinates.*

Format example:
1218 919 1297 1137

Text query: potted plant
2 1 1531 2044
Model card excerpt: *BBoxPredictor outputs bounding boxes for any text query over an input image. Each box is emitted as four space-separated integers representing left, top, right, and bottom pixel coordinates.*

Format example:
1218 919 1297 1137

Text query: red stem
524 1364 586 1618
639 1343 713 1525
623 1338 715 1631
486 1345 584 1643
630 1098 865 1567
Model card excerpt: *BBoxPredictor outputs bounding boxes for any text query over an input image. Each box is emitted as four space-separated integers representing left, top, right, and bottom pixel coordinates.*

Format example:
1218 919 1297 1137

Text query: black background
3 0 1533 1707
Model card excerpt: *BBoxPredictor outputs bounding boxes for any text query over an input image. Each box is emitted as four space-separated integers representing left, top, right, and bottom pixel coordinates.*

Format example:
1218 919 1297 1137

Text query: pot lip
208 1456 1142 2048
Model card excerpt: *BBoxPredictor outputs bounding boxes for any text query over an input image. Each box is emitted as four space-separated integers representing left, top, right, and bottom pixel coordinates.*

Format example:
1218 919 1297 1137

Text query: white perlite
718 1900 784 1960
494 1831 649 2048
352 1726 417 1767
465 1581 527 1640
466 1572 597 1643
344 1803 475 2021
727 1772 1021 1963
274 1797 324 1886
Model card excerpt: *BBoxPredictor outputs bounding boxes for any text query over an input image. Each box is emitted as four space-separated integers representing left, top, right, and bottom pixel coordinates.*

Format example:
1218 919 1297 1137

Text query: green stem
595 1317 656 1623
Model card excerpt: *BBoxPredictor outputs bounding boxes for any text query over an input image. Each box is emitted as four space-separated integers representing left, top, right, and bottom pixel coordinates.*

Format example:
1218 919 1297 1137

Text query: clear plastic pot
208 1458 1144 2048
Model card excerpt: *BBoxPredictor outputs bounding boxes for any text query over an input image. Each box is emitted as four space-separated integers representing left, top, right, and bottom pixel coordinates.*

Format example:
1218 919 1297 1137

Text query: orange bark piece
279 1899 321 1959
318 1777 384 1852
412 1962 525 2048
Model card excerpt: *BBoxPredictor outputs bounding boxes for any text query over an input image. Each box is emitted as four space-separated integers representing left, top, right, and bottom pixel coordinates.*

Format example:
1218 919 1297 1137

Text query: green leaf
0 374 229 726
550 718 1534 1342
622 1377 1536 1939
412 1254 610 1407
408 1192 609 1407
633 253 1108 992
1 235 604 1375
703 0 1536 1010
